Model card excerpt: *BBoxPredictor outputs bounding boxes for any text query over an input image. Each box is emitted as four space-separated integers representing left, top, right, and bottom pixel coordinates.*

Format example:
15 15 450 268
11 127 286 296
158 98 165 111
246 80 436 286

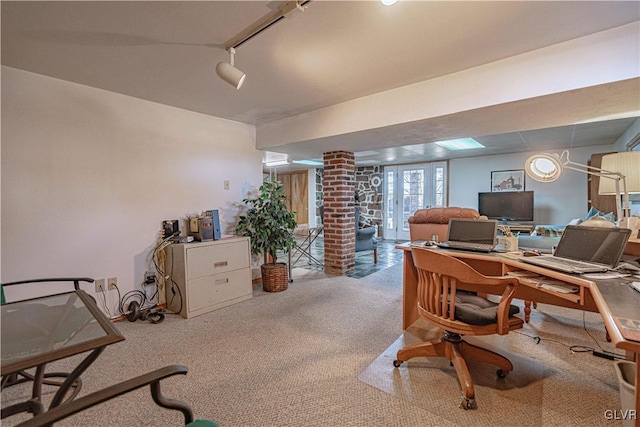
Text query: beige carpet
359 305 625 426
1 264 628 426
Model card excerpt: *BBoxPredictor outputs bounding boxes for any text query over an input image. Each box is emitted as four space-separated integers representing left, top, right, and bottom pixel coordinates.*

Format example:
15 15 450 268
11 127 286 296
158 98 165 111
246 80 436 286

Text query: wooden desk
625 237 640 258
397 243 640 424
1 290 124 420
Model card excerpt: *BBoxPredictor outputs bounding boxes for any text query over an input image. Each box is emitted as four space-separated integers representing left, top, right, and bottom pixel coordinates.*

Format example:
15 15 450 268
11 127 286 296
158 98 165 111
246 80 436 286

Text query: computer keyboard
536 282 579 294
531 257 598 269
438 241 495 252
523 255 609 273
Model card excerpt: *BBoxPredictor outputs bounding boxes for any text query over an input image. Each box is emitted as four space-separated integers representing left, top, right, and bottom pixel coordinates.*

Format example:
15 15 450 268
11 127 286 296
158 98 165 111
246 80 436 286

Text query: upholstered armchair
355 207 378 263
408 207 482 242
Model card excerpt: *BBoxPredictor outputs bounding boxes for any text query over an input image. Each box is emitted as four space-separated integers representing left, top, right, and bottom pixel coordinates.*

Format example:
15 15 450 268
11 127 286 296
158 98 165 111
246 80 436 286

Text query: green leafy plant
236 180 297 264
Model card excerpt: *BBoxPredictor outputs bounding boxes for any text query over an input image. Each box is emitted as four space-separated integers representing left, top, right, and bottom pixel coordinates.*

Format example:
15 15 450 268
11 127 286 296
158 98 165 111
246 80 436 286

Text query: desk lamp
524 150 625 226
599 151 640 228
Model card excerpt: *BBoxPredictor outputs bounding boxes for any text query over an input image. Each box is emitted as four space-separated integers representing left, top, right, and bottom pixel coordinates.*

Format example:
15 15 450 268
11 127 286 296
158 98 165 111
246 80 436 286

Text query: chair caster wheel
393 360 403 367
497 369 509 378
460 397 477 410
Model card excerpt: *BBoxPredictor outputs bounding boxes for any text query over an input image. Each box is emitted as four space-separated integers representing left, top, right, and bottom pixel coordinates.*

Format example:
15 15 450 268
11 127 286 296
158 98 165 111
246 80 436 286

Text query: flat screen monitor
478 191 534 222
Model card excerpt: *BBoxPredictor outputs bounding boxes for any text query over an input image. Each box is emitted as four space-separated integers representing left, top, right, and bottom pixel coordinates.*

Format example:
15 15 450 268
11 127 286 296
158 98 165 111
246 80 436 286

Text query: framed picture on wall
491 169 525 192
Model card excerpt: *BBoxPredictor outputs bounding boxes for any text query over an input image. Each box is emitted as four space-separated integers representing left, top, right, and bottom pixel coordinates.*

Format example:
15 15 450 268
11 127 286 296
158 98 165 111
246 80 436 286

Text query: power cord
150 230 184 315
168 246 183 315
513 311 625 360
579 311 625 360
124 300 165 324
98 287 112 318
118 287 165 324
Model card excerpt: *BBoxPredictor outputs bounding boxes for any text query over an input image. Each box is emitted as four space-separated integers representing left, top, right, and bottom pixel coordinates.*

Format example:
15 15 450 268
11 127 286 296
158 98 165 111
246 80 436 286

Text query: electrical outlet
95 278 106 293
144 271 156 285
107 277 118 290
224 180 230 190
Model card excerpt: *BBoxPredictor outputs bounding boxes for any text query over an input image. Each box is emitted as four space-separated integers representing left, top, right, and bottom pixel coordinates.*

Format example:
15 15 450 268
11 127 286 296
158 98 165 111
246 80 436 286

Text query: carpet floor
1 264 629 426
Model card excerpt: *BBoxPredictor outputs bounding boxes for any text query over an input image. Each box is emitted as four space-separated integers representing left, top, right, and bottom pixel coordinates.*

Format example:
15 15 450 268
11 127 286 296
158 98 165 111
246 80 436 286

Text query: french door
384 162 447 241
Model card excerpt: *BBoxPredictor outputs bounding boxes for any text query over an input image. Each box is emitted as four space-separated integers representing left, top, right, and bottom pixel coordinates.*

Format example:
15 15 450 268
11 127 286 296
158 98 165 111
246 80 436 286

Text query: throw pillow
584 207 615 223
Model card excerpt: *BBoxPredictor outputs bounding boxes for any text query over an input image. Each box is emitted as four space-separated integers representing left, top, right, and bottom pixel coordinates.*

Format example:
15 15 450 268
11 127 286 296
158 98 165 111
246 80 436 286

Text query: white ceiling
2 1 639 170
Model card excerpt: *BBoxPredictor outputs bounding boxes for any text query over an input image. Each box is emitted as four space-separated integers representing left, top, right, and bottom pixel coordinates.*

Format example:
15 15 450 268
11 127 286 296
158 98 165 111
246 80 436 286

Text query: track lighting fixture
215 1 311 89
216 48 246 89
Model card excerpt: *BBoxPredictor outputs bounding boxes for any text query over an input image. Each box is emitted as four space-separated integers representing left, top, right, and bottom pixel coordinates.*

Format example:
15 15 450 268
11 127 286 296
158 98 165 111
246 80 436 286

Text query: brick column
322 151 355 275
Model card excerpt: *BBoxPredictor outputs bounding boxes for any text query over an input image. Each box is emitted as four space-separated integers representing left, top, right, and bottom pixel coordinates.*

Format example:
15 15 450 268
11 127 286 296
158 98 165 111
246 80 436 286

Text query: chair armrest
17 365 193 427
357 227 376 238
495 279 519 334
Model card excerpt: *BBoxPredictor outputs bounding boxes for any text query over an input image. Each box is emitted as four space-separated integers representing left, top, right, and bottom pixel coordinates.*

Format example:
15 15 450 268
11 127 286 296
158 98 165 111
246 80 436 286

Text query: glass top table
2 290 124 375
1 290 124 418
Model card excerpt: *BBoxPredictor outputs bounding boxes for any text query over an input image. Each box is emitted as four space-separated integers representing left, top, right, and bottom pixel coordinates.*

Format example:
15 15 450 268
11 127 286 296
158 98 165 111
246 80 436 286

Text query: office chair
393 249 523 409
1 277 95 404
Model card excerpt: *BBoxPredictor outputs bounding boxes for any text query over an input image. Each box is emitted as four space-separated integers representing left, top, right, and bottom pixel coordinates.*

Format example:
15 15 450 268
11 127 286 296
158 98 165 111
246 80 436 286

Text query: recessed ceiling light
293 160 323 166
263 151 288 163
434 138 485 151
264 160 291 167
381 0 398 5
354 150 379 157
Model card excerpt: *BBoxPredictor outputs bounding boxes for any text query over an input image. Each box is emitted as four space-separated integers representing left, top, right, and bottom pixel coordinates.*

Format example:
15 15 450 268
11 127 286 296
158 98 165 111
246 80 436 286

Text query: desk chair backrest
411 248 521 336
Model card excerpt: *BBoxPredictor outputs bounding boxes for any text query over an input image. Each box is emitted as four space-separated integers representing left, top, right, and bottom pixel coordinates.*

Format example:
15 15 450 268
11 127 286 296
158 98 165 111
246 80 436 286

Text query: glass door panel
384 162 447 241
401 169 424 237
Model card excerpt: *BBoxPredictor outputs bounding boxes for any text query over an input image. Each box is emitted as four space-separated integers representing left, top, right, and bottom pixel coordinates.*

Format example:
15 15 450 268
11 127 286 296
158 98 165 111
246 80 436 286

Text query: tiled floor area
288 235 407 278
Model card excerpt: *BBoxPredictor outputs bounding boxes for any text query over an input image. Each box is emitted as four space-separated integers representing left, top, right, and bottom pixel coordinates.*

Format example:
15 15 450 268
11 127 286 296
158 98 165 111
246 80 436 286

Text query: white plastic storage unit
165 237 252 318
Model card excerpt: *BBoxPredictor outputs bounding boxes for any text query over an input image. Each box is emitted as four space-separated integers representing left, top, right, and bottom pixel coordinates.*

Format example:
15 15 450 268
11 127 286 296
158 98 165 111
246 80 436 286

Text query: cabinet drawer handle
215 277 229 285
214 261 228 268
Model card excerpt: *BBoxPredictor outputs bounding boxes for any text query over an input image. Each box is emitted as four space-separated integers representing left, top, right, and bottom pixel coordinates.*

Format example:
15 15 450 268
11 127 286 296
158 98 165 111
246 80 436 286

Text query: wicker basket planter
261 263 288 292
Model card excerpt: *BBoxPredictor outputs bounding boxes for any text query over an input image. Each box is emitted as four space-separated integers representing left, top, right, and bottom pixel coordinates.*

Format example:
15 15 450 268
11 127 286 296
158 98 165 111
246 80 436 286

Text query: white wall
449 145 617 225
1 67 262 313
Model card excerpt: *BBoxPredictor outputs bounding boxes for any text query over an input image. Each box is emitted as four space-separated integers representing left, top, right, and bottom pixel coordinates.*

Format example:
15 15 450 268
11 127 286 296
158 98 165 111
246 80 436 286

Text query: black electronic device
436 218 498 252
478 191 534 222
162 220 179 238
522 225 631 273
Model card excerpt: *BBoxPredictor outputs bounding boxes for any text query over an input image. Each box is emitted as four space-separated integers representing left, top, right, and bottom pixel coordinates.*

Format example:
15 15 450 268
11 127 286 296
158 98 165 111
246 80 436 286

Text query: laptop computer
522 225 631 273
437 218 498 252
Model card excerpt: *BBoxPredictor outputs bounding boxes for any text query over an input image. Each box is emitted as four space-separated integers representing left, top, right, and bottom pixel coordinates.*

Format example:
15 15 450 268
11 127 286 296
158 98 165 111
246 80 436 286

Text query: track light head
216 48 246 89
216 62 246 89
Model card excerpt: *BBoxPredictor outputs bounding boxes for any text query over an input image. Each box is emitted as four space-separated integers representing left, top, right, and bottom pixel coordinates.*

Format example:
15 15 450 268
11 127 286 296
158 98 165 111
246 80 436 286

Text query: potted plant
235 180 297 292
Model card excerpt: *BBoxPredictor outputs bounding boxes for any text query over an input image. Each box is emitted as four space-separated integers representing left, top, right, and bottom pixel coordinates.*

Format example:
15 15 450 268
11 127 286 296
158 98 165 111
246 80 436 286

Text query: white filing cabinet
165 237 252 318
